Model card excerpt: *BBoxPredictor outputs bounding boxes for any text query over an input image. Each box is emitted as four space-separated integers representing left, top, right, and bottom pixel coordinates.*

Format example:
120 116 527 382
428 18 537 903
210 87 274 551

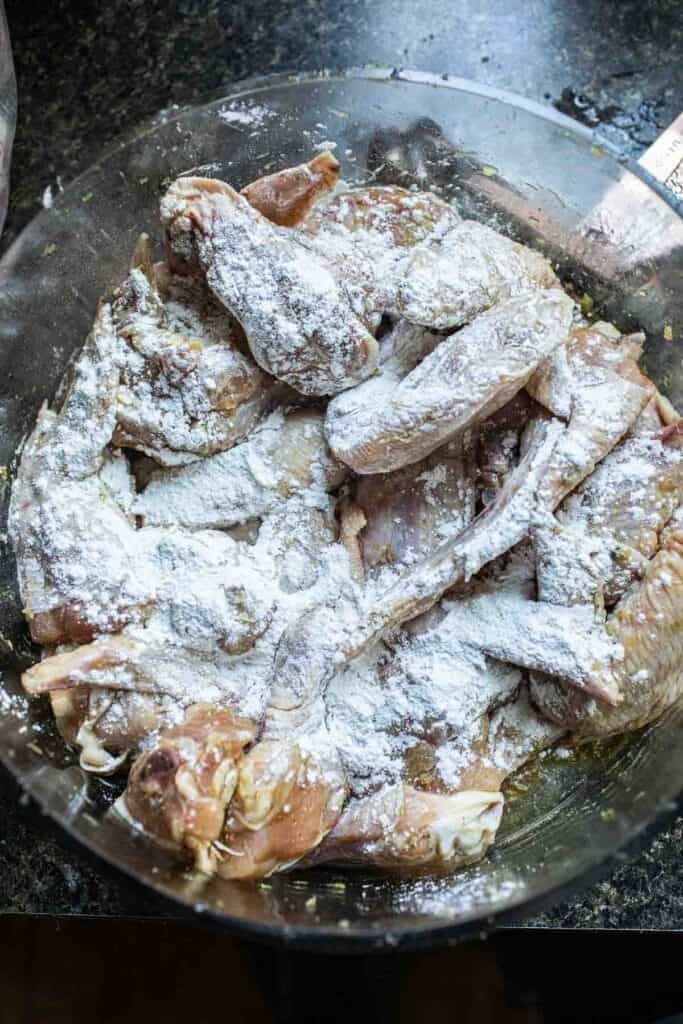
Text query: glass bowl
0 68 682 951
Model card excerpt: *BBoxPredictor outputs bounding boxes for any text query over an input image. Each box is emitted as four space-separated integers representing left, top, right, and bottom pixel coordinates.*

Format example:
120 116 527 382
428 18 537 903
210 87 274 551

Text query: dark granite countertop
1 0 682 929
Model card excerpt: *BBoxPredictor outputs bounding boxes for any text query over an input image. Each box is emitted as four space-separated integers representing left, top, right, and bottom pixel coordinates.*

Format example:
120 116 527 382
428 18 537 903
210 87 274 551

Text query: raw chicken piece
161 177 379 396
112 262 276 466
8 300 158 645
21 625 273 703
535 430 683 608
305 185 458 250
324 318 442 473
439 588 622 703
11 421 155 646
484 328 657 647
241 150 340 227
351 431 477 573
629 396 670 437
326 289 574 474
531 505 683 737
304 185 460 310
216 699 348 878
29 490 343 777
306 199 557 345
122 704 257 873
526 325 654 506
448 418 683 720
20 515 279 706
395 219 558 328
23 635 148 695
217 763 347 878
118 692 347 877
331 318 444 412
134 407 347 529
16 302 121 483
522 399 683 720
311 785 503 871
116 668 348 880
333 320 464 580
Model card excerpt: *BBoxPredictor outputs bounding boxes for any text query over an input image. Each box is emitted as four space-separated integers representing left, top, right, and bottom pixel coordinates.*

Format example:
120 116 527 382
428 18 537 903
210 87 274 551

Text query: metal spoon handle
639 112 683 201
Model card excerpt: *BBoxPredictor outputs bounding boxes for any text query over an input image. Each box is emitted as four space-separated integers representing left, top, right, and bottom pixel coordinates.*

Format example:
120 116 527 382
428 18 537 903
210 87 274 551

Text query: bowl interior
1 70 682 949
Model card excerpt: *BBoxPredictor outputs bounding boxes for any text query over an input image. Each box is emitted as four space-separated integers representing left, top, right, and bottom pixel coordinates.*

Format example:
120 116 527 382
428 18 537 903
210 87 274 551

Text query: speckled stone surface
1 0 682 927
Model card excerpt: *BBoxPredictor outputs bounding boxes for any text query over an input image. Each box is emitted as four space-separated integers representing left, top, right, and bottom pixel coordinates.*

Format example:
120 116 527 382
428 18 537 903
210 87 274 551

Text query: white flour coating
325 289 574 475
533 520 606 608
326 614 562 799
326 629 522 795
161 179 379 396
527 327 653 507
15 440 359 726
534 427 683 611
98 448 137 521
396 218 557 328
62 524 358 723
134 407 346 529
218 103 274 128
304 185 460 313
31 305 121 481
112 268 275 465
14 474 154 631
441 588 622 702
393 870 527 918
10 397 154 636
324 646 398 792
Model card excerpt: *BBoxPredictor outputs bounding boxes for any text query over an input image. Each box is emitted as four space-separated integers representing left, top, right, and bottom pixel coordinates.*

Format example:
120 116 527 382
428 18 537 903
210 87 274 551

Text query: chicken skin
326 289 574 474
